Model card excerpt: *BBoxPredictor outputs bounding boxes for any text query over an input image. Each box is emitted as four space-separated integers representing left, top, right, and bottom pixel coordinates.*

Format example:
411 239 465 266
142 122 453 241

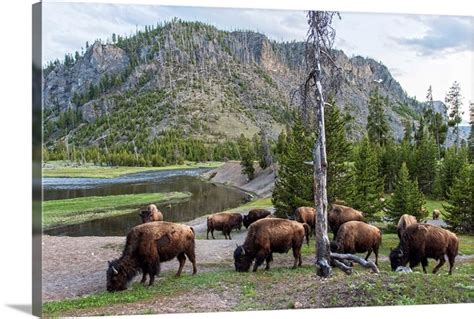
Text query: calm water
43 169 250 236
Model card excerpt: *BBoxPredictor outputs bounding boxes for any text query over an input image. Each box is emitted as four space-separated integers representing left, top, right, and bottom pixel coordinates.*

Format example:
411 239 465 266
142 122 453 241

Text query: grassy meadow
43 192 191 228
42 161 224 178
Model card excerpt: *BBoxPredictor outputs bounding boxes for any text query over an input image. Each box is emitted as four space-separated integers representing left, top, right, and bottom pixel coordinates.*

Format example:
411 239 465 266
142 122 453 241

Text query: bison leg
292 247 302 268
253 251 267 272
227 229 232 240
421 258 429 274
140 272 147 284
211 229 215 239
265 253 273 270
448 254 456 275
432 256 446 274
206 228 210 240
175 253 186 277
364 249 373 262
185 250 197 275
374 246 379 266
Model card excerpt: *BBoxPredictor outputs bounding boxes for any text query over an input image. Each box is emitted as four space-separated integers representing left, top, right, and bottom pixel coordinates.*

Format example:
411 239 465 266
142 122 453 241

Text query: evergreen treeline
271 87 473 233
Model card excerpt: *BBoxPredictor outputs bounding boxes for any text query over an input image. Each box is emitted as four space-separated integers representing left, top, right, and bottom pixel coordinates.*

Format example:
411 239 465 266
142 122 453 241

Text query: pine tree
445 81 464 147
347 136 384 220
444 165 474 233
238 134 255 180
415 135 438 194
402 120 413 144
441 147 469 198
367 88 390 146
272 117 313 217
380 141 401 192
468 101 474 162
387 162 426 222
325 97 351 203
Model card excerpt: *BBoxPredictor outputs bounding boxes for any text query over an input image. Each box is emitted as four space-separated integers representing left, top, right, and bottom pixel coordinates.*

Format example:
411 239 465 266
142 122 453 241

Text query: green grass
43 260 474 316
43 192 191 228
231 197 273 211
424 197 447 218
42 161 224 178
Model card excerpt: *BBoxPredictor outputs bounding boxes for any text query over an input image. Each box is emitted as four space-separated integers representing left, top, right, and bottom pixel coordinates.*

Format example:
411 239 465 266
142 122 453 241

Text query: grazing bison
233 218 310 272
329 221 382 265
206 212 243 240
328 204 364 238
295 207 316 236
139 204 163 223
106 221 196 292
432 209 441 220
397 214 417 239
243 209 271 228
389 223 459 275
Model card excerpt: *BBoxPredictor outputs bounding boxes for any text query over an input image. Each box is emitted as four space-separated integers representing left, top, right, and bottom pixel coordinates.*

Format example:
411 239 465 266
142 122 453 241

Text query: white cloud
42 3 473 123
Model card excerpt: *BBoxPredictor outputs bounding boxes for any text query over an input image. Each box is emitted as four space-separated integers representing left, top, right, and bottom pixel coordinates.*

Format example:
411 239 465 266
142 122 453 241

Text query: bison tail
302 223 310 246
190 226 195 235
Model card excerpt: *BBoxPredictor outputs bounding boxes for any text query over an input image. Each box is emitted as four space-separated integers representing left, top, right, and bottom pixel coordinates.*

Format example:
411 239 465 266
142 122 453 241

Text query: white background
0 1 472 318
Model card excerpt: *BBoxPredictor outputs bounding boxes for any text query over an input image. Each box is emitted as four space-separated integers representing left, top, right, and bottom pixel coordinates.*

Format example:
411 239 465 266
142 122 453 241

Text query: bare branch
331 253 380 273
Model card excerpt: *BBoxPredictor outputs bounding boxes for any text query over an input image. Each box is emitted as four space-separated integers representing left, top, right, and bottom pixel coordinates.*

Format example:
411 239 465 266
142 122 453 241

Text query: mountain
43 19 455 153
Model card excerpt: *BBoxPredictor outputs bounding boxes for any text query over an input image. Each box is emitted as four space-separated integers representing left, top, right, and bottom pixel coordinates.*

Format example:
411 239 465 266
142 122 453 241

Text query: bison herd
106 203 460 292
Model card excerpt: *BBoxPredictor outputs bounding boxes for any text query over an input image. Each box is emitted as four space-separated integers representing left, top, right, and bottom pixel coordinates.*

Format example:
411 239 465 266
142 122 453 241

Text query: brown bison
295 207 315 236
233 218 310 272
206 212 243 240
243 209 271 228
329 221 382 265
328 204 364 238
389 223 459 274
397 214 417 239
432 209 441 220
106 221 196 292
139 204 163 223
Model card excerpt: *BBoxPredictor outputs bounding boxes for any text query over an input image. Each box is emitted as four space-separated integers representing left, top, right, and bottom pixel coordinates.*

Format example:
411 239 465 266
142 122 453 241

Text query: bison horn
241 247 245 255
112 266 118 275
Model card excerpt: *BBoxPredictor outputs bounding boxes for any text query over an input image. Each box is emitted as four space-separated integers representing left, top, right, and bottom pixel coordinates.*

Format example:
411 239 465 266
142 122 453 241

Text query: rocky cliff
43 19 457 149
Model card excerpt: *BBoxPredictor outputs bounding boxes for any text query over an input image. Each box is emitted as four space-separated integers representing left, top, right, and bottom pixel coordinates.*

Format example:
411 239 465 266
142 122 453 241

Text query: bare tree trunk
310 13 331 277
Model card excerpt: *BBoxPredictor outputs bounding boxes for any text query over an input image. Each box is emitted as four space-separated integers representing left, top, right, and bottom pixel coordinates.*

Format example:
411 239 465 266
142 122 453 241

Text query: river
43 168 250 236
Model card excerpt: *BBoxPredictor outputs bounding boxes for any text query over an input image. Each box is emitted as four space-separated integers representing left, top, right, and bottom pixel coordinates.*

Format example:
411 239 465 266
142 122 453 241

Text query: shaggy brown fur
139 204 164 223
295 207 316 236
330 221 382 265
328 204 364 238
432 209 440 220
243 209 271 228
233 218 310 272
397 214 417 239
206 212 243 240
389 223 459 274
106 221 196 292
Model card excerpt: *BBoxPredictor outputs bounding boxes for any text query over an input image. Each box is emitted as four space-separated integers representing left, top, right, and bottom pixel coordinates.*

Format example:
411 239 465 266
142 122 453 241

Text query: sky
42 2 474 123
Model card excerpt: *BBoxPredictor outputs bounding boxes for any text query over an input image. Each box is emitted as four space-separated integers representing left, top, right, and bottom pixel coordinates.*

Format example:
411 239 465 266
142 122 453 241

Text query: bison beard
106 222 197 292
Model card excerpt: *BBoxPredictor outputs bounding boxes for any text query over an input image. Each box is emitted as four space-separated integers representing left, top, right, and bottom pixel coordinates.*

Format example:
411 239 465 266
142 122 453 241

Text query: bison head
139 210 152 223
329 241 340 253
243 215 250 228
389 246 406 271
233 245 253 272
106 260 129 292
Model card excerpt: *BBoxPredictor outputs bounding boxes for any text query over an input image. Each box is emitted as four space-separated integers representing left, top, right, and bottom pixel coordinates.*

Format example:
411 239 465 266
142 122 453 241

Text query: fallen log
330 253 380 273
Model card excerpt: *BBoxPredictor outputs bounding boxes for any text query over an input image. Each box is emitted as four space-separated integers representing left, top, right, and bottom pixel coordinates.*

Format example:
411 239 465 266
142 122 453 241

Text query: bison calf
295 207 315 236
389 223 459 275
243 209 271 228
106 221 196 292
140 204 164 223
328 204 364 238
233 218 310 272
396 214 417 239
207 212 243 240
329 221 381 265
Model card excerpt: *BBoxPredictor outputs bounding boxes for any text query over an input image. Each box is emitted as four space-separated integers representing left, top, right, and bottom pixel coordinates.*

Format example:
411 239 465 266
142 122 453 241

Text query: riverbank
42 161 224 178
201 161 276 198
43 192 191 229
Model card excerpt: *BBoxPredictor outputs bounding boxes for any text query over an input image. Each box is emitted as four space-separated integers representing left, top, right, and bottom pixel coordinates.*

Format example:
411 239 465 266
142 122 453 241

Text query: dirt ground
42 217 286 302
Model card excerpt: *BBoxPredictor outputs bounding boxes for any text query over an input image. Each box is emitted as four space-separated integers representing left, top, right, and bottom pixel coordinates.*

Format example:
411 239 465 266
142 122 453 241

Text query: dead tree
305 11 379 277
